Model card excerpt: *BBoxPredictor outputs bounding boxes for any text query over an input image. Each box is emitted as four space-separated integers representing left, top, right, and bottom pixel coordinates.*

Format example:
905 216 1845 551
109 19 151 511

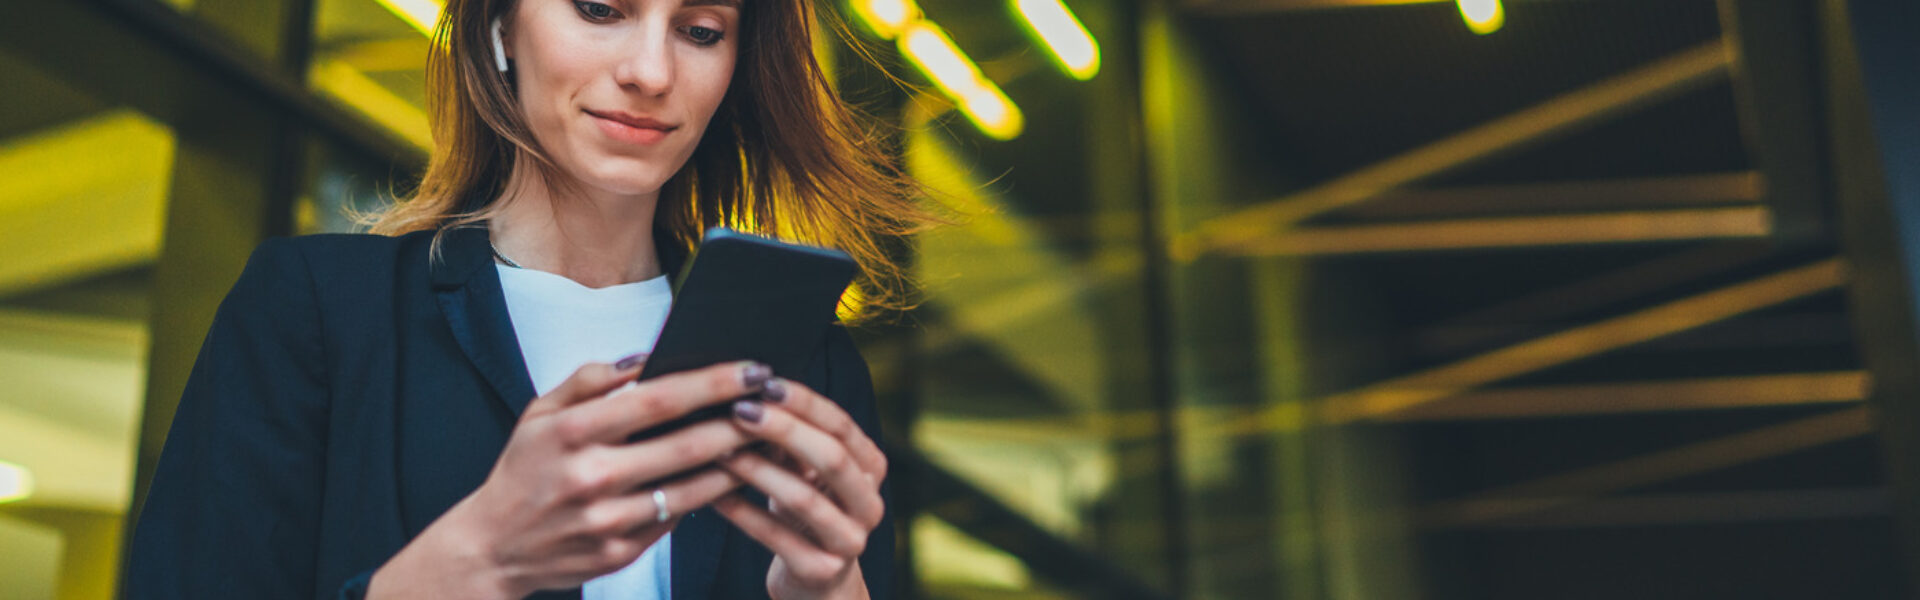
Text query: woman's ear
491 18 510 73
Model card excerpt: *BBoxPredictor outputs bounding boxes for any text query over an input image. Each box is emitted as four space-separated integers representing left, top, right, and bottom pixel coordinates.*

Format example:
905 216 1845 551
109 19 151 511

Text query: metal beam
1219 206 1770 256
1420 406 1873 528
1383 371 1868 421
1719 0 1831 244
1170 40 1732 261
1413 244 1775 357
933 371 1865 445
1340 172 1763 220
1431 487 1889 530
1226 258 1847 429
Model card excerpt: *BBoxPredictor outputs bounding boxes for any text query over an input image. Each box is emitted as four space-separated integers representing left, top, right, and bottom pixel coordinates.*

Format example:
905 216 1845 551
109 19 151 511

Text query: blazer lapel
430 225 540 417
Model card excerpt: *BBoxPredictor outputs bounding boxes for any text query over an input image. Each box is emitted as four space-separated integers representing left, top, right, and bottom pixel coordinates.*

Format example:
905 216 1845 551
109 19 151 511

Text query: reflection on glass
0 51 174 599
311 0 433 150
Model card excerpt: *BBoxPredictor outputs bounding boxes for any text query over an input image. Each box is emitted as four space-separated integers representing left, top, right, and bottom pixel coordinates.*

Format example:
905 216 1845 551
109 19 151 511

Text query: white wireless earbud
490 18 510 73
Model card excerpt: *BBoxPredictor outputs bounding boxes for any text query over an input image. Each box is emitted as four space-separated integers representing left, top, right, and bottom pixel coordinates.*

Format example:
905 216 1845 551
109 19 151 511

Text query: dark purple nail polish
615 352 649 371
762 378 788 403
741 362 772 388
733 400 764 424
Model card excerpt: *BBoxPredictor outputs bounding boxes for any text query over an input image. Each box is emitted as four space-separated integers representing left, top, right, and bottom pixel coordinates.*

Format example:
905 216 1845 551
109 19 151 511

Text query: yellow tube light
899 22 1024 140
850 0 922 40
1457 0 1504 35
0 460 30 504
1013 0 1100 80
376 0 441 37
957 84 1025 140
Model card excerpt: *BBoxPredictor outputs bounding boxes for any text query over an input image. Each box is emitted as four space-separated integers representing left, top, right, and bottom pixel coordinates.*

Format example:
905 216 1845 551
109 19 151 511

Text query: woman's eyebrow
683 0 742 8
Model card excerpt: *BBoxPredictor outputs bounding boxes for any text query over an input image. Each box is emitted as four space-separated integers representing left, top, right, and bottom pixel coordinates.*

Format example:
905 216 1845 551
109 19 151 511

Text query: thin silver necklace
489 241 524 269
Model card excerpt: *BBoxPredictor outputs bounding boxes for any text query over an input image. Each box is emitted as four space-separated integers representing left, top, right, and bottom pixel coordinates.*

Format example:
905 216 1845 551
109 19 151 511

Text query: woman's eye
573 1 618 21
682 25 725 46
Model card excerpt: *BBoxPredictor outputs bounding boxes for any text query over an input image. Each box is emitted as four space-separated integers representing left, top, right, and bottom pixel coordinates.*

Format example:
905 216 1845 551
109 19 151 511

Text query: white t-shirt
496 263 674 600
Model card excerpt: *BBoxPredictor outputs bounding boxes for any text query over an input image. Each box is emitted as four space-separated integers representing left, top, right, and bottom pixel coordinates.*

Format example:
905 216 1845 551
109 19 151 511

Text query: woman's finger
580 466 741 542
761 378 888 481
732 401 886 528
718 452 871 558
552 360 771 445
522 353 648 419
595 420 756 493
712 493 851 584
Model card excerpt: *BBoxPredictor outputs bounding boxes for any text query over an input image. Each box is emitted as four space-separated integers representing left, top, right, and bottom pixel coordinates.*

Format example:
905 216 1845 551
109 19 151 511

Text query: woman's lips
586 110 676 146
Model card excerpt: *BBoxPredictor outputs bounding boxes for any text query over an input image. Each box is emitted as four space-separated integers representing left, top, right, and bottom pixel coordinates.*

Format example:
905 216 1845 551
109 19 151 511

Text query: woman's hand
711 377 889 600
369 357 773 599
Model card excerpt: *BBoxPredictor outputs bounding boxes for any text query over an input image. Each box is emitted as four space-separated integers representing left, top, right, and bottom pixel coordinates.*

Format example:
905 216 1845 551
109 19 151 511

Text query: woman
126 0 930 598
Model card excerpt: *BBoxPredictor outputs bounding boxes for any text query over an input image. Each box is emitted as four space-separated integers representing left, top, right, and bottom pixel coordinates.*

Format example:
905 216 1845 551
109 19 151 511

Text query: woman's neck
486 168 664 289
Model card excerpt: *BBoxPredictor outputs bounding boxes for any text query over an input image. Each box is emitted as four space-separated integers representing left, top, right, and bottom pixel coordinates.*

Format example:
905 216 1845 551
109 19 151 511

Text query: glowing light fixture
899 22 1024 140
376 0 442 37
0 460 30 504
956 85 1024 140
1457 0 1504 35
850 0 921 40
1012 0 1100 80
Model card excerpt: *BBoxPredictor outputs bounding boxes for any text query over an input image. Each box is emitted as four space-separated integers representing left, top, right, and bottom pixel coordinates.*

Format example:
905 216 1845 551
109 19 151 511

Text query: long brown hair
362 0 936 320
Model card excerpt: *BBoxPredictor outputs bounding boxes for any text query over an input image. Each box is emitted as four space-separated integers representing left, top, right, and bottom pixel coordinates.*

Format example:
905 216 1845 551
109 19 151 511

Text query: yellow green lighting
956 84 1024 140
1012 0 1100 80
900 23 978 96
1457 0 1504 35
899 22 1024 140
0 460 31 504
376 0 441 37
850 0 921 40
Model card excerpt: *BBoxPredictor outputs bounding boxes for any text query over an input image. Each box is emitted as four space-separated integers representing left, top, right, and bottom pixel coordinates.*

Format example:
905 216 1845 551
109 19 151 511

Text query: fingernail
615 352 648 371
741 362 772 388
733 400 764 424
762 378 788 403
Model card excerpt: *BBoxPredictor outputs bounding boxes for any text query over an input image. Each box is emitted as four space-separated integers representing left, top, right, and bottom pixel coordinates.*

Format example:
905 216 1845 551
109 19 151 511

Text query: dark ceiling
1184 0 1743 185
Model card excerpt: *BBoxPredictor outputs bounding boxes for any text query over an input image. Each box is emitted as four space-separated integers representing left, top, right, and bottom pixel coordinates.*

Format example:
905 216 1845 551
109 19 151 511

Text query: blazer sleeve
823 325 896 600
126 238 340 599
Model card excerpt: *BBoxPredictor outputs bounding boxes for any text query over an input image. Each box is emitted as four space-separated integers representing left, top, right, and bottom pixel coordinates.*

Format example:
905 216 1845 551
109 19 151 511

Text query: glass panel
309 0 433 151
0 47 175 599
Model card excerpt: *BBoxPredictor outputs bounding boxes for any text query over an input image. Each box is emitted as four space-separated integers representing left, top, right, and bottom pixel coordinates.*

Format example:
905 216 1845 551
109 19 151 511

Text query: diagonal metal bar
1413 244 1776 357
1287 259 1847 428
1170 40 1732 261
1189 258 1844 438
1420 406 1874 528
1383 371 1868 421
1340 172 1764 220
1435 487 1889 530
1220 206 1771 256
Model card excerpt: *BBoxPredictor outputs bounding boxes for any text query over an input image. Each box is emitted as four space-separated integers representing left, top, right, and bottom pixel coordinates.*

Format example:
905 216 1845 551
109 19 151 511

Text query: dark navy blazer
125 225 893 599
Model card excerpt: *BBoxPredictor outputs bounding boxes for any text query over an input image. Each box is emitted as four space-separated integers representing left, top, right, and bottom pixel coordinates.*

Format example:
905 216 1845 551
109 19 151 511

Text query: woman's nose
615 28 675 96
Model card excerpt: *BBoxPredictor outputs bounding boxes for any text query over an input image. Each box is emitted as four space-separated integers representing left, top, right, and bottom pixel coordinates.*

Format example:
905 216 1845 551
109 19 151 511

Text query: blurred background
7 0 1920 598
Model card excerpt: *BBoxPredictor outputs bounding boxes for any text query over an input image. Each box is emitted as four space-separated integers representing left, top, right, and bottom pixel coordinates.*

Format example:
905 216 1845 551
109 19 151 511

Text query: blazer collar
428 224 728 599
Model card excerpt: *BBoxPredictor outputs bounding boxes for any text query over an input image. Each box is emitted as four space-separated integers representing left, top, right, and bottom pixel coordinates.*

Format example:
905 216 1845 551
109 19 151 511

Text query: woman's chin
576 169 672 198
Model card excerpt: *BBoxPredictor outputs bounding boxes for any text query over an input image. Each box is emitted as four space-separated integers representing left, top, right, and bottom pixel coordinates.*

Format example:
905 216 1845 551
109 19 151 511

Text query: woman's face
502 0 740 198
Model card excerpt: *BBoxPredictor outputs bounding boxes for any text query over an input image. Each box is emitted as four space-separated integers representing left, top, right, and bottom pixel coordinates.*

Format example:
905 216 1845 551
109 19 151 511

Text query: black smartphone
627 227 857 441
